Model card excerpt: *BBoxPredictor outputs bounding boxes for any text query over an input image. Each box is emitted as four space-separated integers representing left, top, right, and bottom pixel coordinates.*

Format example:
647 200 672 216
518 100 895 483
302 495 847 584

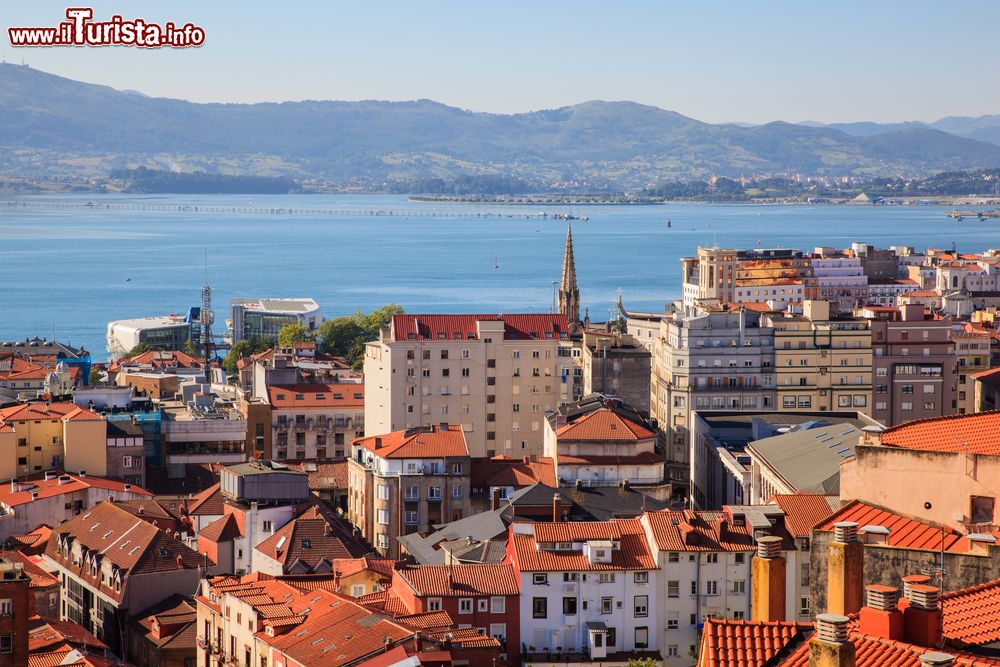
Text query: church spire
558 224 581 327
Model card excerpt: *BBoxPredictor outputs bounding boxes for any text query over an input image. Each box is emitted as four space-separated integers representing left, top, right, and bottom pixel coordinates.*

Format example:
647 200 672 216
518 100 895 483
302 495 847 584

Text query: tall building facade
364 314 576 457
651 310 776 505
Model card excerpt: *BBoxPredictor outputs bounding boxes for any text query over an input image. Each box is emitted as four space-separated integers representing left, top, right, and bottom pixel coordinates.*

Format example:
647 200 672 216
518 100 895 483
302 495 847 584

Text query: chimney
751 536 786 622
79 470 87 478
966 533 997 556
903 583 942 648
552 493 561 522
491 488 502 511
623 478 631 492
808 614 854 667
858 584 903 641
919 653 955 667
374 437 383 449
901 574 931 607
827 522 864 616
334 569 342 593
175 555 184 568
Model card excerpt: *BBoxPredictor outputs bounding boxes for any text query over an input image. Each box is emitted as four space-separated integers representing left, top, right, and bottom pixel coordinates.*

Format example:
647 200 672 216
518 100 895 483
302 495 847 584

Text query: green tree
88 367 104 386
317 317 365 357
354 303 404 336
625 659 657 667
183 339 202 358
317 304 404 370
277 323 314 348
222 336 270 377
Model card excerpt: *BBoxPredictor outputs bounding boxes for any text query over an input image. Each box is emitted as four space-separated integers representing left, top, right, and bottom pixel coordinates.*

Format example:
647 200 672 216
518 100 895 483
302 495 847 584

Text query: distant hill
2 64 1000 188
801 116 1000 147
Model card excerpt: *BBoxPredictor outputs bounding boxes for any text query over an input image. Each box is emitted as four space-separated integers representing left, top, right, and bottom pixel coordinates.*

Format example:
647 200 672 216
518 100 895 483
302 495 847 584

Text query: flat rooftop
108 315 190 330
231 298 319 313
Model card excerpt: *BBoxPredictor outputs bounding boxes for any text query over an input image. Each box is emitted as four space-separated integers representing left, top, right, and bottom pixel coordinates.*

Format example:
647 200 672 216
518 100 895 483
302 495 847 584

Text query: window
706 580 719 596
533 573 548 585
452 485 464 499
377 484 389 500
459 598 473 614
532 597 547 619
606 627 616 646
0 634 11 654
667 581 679 598
691 581 698 595
633 571 648 584
376 510 389 526
404 486 419 501
598 572 615 583
705 553 718 564
667 644 679 658
734 552 745 564
667 613 679 629
404 511 418 525
0 600 10 617
635 627 649 649
971 496 996 524
733 580 746 594
799 597 811 615
600 596 613 614
427 598 442 612
667 552 679 563
478 599 488 612
490 596 505 614
563 597 577 615
634 595 648 617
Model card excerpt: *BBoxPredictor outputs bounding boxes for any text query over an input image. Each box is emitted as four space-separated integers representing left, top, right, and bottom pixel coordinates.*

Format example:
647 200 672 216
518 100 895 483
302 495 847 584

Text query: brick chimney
552 493 561 522
809 614 855 667
491 488 502 511
827 521 864 616
751 535 786 622
903 583 942 648
858 584 903 641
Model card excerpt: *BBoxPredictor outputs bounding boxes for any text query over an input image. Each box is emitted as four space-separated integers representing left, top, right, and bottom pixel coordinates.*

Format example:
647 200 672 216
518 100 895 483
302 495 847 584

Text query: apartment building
953 329 991 414
581 330 651 413
268 383 364 459
810 250 868 311
348 424 472 558
160 386 247 466
0 402 107 479
506 518 661 663
763 300 873 415
651 310 776 504
364 313 576 458
680 247 741 315
864 304 958 426
43 501 203 655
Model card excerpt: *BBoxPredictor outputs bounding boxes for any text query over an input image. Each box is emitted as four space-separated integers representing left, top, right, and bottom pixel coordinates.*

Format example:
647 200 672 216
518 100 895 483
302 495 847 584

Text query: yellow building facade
0 403 107 479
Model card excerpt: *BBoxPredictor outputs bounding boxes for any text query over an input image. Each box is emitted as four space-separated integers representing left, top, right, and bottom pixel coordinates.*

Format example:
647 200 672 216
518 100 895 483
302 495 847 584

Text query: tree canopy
222 335 270 377
317 304 404 369
277 323 315 348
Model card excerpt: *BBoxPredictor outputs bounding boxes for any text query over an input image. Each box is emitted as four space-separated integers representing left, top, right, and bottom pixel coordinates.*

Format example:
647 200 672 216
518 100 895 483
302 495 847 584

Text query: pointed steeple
558 224 581 327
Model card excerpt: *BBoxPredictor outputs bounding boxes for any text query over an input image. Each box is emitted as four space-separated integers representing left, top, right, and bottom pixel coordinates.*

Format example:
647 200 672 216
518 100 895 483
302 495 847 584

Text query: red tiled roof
0 402 102 423
0 474 151 508
394 610 454 630
282 461 349 490
391 314 570 342
187 483 223 516
267 383 364 409
354 424 469 459
815 500 969 553
779 632 1000 667
356 589 411 616
198 513 243 543
699 618 811 667
972 367 1000 381
879 411 1000 455
471 456 557 489
770 494 843 539
556 451 665 465
255 507 369 570
28 617 108 653
130 595 197 650
509 518 656 571
109 350 203 372
396 563 519 597
11 525 53 555
555 408 656 441
3 550 58 590
942 578 1000 645
643 510 768 552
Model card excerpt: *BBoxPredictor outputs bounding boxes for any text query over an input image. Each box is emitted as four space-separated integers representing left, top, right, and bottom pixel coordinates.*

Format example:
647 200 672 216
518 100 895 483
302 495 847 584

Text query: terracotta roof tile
255 507 370 570
779 632 1000 666
391 314 570 342
267 383 364 408
198 513 243 543
471 456 557 489
942 578 1000 645
0 474 151 509
510 518 656 572
10 525 53 555
28 617 108 653
643 510 772 552
0 402 101 423
396 563 519 597
187 483 223 516
816 500 969 553
555 408 656 441
879 411 1000 455
354 424 469 459
699 618 811 667
770 494 843 538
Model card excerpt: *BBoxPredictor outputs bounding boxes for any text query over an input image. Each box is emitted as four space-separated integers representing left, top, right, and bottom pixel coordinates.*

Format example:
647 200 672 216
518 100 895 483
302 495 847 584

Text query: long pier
0 198 550 220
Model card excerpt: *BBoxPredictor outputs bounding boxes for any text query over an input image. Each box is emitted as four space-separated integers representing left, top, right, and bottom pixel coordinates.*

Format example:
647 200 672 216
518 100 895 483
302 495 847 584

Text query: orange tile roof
699 618 811 667
555 408 655 441
109 350 203 372
942 578 1000 646
356 589 411 616
267 383 364 409
391 314 570 341
255 507 370 569
0 474 151 508
643 509 768 552
187 483 223 515
779 632 1000 667
3 550 58 590
396 563 519 597
0 402 102 423
879 411 1000 455
556 451 665 465
509 518 656 571
198 513 243 543
816 500 970 553
769 494 843 539
11 525 53 555
472 456 557 489
28 617 108 653
354 424 469 459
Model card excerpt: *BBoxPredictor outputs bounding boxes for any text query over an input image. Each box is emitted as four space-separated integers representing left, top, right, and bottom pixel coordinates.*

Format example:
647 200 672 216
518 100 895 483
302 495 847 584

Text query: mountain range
2 64 1000 188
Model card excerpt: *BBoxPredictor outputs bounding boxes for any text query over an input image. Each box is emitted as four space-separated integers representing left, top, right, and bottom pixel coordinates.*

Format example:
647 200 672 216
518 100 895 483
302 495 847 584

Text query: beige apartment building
953 329 991 415
363 314 577 458
347 424 472 558
763 300 873 415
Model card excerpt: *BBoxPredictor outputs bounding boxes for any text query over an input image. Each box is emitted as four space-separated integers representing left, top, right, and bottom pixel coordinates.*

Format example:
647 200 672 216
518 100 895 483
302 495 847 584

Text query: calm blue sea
1 193 998 361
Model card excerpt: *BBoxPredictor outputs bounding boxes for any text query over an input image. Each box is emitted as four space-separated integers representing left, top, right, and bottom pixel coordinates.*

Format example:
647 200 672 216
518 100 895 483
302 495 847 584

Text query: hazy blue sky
3 1 998 123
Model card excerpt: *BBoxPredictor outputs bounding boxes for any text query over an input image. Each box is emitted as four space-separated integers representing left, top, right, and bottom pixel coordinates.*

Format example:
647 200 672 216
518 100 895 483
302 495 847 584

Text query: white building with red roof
544 395 665 488
506 518 661 664
363 313 577 458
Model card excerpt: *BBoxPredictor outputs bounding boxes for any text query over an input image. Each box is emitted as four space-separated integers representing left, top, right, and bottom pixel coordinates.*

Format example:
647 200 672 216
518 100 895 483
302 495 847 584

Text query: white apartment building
106 314 193 359
810 254 869 312
364 314 577 458
508 518 661 662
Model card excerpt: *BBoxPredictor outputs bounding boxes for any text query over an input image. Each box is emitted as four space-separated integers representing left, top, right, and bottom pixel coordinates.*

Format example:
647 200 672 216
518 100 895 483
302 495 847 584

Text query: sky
2 1 998 124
